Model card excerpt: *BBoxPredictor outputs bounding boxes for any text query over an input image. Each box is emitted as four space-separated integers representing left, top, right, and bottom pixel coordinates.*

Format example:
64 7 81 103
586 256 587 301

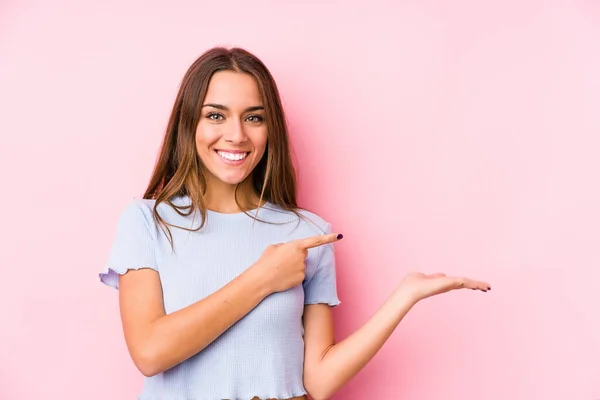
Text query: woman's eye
246 115 264 123
207 113 224 121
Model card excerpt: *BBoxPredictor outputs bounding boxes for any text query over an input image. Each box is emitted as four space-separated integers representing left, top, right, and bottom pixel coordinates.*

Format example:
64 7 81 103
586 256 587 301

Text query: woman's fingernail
336 234 344 240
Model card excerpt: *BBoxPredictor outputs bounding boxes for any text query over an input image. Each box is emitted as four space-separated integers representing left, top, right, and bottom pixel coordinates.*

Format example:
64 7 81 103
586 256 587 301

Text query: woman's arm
302 290 415 400
119 265 269 377
302 272 491 400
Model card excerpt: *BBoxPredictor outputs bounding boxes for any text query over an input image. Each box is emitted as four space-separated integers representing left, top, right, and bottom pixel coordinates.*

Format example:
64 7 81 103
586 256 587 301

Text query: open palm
398 271 491 303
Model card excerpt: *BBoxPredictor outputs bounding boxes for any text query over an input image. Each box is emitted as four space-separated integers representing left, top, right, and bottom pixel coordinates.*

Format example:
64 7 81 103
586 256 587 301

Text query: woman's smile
215 149 251 166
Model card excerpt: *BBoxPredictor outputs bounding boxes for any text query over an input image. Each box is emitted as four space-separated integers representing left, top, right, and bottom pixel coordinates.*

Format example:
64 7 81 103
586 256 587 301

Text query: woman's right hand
252 233 343 294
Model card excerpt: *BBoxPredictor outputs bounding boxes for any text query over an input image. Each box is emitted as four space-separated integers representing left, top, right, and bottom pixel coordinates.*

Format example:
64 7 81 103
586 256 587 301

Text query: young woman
99 47 491 400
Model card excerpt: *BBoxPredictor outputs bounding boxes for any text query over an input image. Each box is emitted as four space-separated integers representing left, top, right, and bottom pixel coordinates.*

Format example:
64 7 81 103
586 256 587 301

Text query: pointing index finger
295 233 343 249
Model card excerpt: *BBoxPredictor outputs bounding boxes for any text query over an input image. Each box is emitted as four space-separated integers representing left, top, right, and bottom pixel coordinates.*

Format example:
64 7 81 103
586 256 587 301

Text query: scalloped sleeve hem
99 200 159 291
99 265 158 290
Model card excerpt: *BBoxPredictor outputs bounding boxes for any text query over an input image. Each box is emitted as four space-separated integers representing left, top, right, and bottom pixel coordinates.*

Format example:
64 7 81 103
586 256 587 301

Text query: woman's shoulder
263 203 331 234
115 197 196 239
112 198 158 231
296 208 330 229
117 197 188 227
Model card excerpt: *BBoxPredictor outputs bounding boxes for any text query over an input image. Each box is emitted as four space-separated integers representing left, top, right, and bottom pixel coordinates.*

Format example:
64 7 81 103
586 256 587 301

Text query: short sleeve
99 200 159 290
302 223 341 307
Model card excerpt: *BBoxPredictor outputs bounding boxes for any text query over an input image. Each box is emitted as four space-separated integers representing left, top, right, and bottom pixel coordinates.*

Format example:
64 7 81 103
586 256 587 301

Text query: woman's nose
223 120 247 144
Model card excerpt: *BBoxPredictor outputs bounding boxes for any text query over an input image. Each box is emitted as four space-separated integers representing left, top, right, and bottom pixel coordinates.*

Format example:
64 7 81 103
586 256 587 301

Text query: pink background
1 1 599 399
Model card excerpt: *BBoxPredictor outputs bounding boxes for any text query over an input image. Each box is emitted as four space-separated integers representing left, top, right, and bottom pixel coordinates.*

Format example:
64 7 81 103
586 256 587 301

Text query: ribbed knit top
99 195 340 400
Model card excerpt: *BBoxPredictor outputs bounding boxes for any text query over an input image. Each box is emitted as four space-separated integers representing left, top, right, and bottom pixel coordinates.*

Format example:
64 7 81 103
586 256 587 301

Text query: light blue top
99 195 340 400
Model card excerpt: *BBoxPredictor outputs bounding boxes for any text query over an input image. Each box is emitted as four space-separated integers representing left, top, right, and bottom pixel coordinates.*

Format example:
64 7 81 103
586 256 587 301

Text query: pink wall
1 1 598 399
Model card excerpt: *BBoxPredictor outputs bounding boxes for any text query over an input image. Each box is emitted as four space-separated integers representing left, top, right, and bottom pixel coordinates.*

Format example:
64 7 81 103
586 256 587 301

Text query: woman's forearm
313 289 416 399
130 266 270 376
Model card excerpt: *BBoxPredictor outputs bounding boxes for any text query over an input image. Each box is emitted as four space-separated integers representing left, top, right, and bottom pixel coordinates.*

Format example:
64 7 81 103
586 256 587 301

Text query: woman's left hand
396 272 491 305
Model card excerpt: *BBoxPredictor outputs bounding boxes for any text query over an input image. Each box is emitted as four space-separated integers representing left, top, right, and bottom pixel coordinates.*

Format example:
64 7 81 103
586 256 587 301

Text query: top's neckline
171 195 273 217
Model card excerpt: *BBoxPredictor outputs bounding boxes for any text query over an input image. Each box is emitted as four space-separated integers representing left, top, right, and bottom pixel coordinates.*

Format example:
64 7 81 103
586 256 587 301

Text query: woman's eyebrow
201 103 264 112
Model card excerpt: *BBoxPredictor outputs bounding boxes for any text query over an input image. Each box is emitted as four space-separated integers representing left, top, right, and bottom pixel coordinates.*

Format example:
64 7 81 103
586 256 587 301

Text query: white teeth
217 151 248 161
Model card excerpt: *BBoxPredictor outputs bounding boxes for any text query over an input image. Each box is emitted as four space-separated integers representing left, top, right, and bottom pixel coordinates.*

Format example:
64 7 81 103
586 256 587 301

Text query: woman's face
195 70 268 188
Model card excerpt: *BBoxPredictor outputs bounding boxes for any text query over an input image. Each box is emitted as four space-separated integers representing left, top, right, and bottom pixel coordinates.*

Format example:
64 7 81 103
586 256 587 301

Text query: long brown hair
143 47 300 245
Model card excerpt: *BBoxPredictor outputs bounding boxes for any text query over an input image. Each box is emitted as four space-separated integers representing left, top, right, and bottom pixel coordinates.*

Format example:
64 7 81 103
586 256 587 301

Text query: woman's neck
203 176 261 214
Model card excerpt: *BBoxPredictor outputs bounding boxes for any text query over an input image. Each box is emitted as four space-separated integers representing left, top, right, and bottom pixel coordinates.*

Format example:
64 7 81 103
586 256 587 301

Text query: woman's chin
215 172 249 186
